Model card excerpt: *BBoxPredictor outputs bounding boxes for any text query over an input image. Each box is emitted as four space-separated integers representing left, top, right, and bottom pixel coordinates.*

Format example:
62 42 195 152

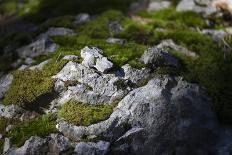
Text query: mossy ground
58 101 113 126
7 114 57 147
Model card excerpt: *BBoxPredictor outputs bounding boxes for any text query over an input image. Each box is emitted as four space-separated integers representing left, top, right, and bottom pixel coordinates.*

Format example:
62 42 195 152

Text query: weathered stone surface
29 59 50 71
75 13 90 24
74 141 110 155
148 1 171 12
0 74 13 99
57 76 221 154
177 0 217 15
17 37 59 58
63 55 79 61
7 136 48 155
157 39 197 57
106 37 125 45
109 21 124 33
140 47 180 68
81 46 113 73
3 138 11 154
51 61 130 107
202 29 228 42
38 27 76 39
0 104 37 121
120 64 150 84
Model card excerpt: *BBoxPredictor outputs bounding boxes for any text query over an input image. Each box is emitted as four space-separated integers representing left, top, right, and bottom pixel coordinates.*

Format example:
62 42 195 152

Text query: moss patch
8 114 57 147
58 101 113 126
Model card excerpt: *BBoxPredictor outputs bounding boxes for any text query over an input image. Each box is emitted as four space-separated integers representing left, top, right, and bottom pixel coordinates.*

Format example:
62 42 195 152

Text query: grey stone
38 27 76 39
24 57 34 65
202 29 228 42
0 74 13 99
52 61 130 106
106 37 125 45
63 55 79 61
177 0 217 15
157 39 197 57
81 46 113 73
17 37 59 58
109 21 124 33
74 141 110 155
7 136 49 155
3 138 11 154
148 1 171 12
5 125 13 132
75 13 90 24
29 59 50 71
140 47 180 68
57 76 220 154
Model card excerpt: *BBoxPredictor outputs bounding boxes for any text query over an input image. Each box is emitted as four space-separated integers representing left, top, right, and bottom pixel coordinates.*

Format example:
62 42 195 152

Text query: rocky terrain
0 0 232 154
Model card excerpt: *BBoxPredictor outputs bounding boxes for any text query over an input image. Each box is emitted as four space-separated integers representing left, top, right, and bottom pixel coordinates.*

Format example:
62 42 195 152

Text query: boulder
81 46 113 73
17 37 59 58
38 27 76 39
75 13 91 24
177 0 217 16
106 38 125 45
57 76 221 155
74 141 110 155
147 1 171 12
157 39 197 57
140 47 180 68
0 74 13 99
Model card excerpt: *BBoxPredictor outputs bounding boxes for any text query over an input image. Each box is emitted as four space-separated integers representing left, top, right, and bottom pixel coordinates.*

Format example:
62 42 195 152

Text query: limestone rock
63 55 79 61
148 1 171 12
140 47 180 68
17 37 59 58
75 13 90 24
0 74 13 99
106 37 125 45
74 141 110 155
81 46 113 73
202 29 228 42
157 39 197 57
38 27 76 39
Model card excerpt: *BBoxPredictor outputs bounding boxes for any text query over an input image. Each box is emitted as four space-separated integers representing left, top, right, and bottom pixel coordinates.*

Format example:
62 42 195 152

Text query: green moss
3 70 54 106
0 139 4 154
8 114 57 147
138 8 207 29
58 101 113 126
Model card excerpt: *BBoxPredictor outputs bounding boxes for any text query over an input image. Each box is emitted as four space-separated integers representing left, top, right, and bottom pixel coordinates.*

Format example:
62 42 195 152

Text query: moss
0 139 4 154
8 114 57 147
58 101 113 126
3 70 53 107
138 8 207 29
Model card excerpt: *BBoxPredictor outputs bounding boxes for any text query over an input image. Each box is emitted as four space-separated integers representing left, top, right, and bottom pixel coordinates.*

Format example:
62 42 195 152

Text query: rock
29 59 50 71
3 138 10 154
5 125 13 132
81 46 113 73
57 76 220 154
48 133 74 154
202 29 228 42
75 13 90 24
24 57 34 65
140 47 180 68
0 104 37 121
177 0 217 16
129 0 149 14
17 37 59 58
74 141 110 155
63 55 79 61
52 61 130 107
0 134 2 140
106 37 125 45
157 39 197 57
38 27 76 39
109 21 124 33
120 64 150 84
7 136 49 155
0 74 13 99
147 1 171 12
